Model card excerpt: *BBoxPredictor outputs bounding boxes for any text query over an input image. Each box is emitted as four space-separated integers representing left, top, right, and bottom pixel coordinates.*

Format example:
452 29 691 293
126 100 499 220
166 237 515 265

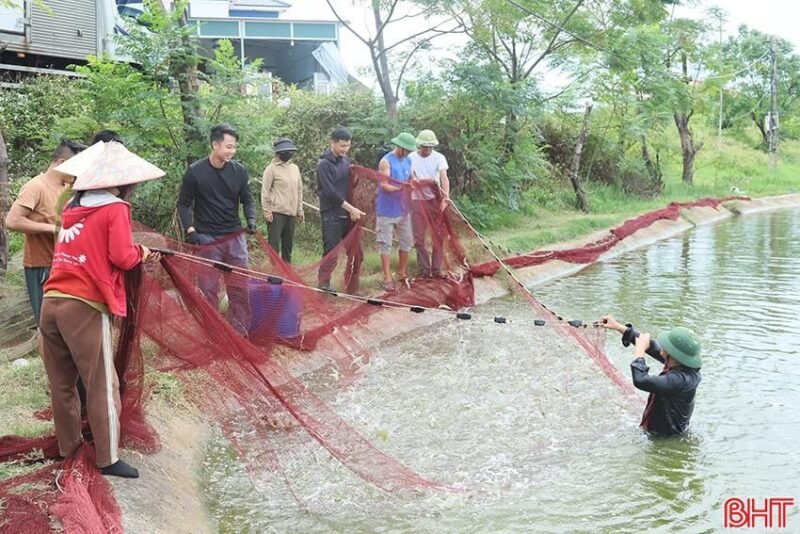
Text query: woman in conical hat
39 141 164 478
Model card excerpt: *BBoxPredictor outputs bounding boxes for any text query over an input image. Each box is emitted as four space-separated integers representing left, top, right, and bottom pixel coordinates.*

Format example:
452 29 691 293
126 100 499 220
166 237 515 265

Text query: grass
145 368 187 408
482 127 800 253
0 358 53 482
0 447 50 485
0 358 51 439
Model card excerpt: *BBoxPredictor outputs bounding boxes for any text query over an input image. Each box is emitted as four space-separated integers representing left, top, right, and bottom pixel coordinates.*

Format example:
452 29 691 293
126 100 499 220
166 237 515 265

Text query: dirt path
110 404 215 534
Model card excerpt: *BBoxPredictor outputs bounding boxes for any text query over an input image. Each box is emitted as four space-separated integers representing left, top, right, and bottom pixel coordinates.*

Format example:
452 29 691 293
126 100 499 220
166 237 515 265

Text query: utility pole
768 36 779 168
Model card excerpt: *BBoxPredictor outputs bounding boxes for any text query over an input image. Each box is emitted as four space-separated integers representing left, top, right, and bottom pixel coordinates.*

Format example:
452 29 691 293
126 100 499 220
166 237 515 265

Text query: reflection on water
203 210 800 532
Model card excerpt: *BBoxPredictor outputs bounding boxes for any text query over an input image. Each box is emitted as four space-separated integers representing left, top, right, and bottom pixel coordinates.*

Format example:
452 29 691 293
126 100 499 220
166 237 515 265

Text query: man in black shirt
316 126 365 290
601 315 702 436
178 124 257 334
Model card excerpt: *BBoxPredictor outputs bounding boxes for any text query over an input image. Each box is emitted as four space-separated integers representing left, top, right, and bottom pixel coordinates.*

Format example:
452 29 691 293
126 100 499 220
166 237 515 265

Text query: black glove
621 324 638 347
630 357 649 373
247 222 258 234
185 231 201 245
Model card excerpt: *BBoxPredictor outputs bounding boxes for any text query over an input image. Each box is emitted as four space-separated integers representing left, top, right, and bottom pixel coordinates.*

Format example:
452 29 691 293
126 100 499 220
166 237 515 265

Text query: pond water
203 209 800 533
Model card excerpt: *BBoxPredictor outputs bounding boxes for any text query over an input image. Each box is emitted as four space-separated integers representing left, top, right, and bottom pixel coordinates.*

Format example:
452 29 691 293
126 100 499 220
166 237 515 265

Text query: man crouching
601 315 702 437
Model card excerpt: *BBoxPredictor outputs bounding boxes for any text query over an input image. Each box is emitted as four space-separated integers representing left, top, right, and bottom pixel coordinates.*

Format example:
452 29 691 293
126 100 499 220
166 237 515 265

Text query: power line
703 48 771 81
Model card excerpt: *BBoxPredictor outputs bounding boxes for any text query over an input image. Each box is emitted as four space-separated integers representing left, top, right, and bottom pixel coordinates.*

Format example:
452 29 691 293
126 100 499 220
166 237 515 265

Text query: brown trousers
39 298 120 467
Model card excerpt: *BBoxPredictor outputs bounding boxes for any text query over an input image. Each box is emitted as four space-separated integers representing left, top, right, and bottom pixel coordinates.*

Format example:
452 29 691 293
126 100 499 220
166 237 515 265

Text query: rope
150 246 598 331
703 48 771 81
446 199 596 327
303 201 379 236
504 0 618 58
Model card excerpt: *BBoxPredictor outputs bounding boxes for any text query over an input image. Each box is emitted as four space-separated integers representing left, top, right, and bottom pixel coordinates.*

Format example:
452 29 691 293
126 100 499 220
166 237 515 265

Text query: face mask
277 152 293 162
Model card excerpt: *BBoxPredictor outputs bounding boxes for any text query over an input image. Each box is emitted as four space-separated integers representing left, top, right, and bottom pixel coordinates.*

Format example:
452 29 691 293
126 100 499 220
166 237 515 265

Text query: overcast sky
285 0 800 89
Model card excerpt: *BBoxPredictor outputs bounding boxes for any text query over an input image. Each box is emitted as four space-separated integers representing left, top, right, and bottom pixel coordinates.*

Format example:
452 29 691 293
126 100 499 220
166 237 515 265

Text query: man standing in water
601 315 701 436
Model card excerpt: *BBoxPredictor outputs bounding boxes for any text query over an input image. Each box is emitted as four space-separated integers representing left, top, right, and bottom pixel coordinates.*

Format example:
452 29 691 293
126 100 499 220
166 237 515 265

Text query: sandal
382 281 397 292
396 275 411 289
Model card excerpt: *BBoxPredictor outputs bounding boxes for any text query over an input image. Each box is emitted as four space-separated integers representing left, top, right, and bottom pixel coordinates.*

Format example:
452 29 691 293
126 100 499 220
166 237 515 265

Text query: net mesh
0 163 742 530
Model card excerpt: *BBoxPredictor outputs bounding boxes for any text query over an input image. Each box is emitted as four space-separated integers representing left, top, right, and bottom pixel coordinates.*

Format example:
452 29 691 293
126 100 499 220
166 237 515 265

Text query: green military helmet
391 132 417 152
657 326 702 369
415 129 439 147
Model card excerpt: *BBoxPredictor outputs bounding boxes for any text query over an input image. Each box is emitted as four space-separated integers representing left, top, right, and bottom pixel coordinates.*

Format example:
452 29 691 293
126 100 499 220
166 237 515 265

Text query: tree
432 0 599 154
570 102 592 212
439 0 594 86
117 0 205 163
719 27 800 149
324 0 461 119
668 18 707 184
596 2 708 186
403 59 550 211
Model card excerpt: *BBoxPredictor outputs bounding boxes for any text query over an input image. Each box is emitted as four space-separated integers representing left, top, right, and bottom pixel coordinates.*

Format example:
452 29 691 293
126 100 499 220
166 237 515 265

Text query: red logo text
724 497 795 529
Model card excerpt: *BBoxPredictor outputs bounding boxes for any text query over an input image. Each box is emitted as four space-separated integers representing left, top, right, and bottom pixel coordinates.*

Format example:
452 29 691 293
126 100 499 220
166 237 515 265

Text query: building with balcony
0 0 351 93
187 0 348 93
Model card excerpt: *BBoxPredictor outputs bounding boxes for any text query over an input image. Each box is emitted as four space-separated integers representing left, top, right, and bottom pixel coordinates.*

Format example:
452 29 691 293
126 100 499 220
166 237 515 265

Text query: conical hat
56 141 165 191
54 141 106 176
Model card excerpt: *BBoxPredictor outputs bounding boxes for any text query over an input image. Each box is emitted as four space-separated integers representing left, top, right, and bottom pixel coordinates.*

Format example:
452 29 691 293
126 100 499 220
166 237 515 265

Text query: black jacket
622 325 701 436
316 148 350 214
177 158 256 235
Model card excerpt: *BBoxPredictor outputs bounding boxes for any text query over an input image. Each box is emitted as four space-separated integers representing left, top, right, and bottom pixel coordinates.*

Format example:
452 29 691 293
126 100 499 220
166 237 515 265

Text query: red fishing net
0 162 742 531
0 444 122 534
470 197 747 276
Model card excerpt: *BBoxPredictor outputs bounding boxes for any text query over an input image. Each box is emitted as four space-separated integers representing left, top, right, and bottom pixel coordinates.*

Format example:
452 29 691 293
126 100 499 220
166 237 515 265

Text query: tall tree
597 2 708 186
324 0 461 119
668 18 706 184
439 0 595 85
570 102 592 212
432 0 600 153
117 0 205 163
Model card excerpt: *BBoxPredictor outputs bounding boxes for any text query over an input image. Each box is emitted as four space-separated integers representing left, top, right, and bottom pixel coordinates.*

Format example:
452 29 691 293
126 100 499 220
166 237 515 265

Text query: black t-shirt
177 158 256 235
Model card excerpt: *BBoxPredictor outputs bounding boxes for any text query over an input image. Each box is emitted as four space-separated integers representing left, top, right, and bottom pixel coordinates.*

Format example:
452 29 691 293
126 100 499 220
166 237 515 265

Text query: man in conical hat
38 141 163 478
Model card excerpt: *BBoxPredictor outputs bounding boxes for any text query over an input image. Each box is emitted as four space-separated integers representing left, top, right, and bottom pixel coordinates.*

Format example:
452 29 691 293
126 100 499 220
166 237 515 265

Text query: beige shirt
261 158 304 217
14 174 64 267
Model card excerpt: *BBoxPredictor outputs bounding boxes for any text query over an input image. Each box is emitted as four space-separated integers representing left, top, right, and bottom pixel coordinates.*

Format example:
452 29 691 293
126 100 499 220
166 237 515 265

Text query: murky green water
203 209 800 533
